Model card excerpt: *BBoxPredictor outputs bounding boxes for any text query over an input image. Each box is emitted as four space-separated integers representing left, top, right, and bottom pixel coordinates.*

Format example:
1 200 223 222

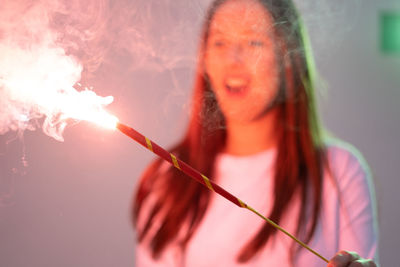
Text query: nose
227 43 244 65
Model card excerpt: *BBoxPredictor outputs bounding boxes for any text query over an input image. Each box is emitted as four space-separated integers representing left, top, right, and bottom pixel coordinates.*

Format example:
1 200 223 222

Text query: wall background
0 0 398 266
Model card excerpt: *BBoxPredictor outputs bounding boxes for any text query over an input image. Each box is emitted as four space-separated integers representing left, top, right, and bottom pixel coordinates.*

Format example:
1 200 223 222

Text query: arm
328 144 379 266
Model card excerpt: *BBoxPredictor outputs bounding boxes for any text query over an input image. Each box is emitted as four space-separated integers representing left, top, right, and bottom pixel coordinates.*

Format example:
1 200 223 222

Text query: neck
224 110 278 155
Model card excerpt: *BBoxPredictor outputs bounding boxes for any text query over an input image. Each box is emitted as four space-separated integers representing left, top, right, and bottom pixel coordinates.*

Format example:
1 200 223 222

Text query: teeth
226 78 246 87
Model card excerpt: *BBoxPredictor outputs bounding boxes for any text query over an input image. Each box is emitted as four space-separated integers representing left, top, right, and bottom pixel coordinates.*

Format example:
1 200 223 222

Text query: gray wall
0 0 398 266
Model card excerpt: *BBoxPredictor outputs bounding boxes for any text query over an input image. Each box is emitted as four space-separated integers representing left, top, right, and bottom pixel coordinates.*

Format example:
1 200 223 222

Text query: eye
249 40 264 47
213 40 226 47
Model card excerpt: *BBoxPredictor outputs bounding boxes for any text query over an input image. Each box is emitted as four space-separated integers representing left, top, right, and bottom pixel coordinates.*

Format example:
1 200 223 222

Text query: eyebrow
208 29 268 39
208 25 269 36
208 28 223 36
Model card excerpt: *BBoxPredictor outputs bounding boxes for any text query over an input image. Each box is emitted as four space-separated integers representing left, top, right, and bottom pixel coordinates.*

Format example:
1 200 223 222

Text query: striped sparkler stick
117 122 329 263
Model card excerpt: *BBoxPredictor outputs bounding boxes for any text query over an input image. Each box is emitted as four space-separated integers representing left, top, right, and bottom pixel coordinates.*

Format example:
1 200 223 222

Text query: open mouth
224 77 249 96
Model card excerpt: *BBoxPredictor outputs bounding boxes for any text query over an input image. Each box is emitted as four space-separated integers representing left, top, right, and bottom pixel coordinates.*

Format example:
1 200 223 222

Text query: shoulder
325 138 368 168
323 138 375 201
324 138 371 180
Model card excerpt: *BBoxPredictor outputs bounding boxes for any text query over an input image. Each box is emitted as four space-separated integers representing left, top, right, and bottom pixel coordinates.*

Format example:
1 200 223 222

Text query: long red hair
134 0 327 263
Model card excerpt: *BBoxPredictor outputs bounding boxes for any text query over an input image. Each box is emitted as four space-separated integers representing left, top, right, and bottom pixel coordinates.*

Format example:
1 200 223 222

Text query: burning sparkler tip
104 115 119 130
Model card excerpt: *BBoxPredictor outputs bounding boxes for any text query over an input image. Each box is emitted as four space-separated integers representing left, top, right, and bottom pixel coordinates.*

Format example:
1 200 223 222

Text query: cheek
204 56 225 105
250 52 280 93
205 52 222 82
250 49 277 74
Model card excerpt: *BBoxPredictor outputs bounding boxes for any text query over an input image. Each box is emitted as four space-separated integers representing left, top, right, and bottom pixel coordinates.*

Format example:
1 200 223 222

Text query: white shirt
135 142 379 266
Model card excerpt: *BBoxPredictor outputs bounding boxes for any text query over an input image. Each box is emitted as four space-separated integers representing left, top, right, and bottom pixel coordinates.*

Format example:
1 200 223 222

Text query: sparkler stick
116 122 329 263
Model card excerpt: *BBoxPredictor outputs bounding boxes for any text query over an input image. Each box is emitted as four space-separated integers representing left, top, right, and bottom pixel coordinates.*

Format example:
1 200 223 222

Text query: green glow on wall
381 12 400 53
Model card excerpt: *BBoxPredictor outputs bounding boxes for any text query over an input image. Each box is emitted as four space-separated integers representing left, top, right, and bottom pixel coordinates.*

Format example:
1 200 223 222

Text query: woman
133 0 379 266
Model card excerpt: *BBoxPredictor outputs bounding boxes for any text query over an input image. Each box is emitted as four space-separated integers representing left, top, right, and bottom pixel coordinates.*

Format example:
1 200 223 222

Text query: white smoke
0 0 114 141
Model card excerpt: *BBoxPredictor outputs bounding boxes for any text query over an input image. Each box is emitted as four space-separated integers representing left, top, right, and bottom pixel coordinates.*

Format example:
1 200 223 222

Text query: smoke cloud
0 0 113 141
0 0 207 142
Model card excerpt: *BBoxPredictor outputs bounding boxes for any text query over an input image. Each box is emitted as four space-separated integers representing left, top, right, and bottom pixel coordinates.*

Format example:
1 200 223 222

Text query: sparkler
0 1 328 263
0 36 326 261
1 77 327 263
0 69 327 262
115 122 329 264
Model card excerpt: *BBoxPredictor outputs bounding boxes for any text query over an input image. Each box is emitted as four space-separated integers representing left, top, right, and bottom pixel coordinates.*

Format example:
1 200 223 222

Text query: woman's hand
328 250 376 267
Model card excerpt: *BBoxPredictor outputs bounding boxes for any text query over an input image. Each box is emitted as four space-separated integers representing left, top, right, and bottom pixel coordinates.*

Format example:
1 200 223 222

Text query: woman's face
204 0 280 124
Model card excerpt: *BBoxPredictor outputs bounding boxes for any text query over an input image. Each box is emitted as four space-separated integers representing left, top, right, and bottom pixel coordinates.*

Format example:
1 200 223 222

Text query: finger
329 250 361 267
348 259 377 267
